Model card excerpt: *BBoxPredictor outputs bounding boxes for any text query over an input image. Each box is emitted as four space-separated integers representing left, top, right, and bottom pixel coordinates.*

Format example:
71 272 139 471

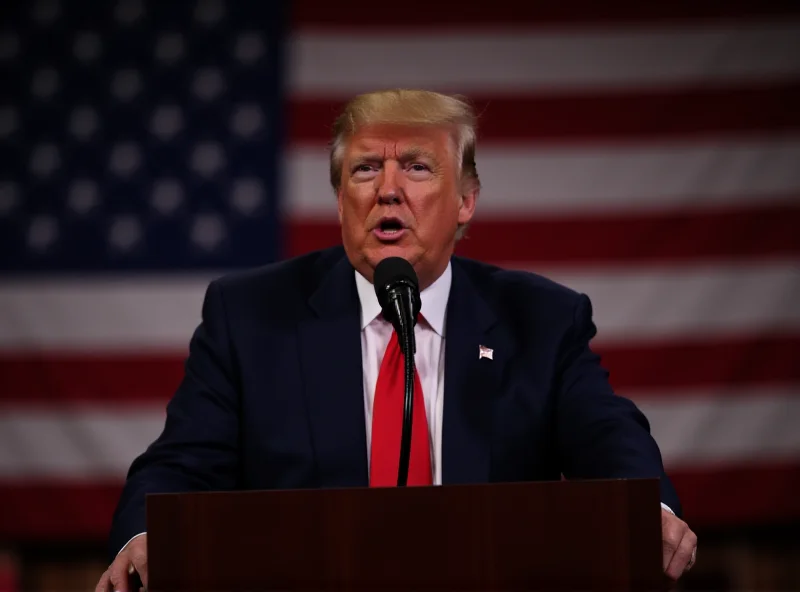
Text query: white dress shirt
355 262 451 486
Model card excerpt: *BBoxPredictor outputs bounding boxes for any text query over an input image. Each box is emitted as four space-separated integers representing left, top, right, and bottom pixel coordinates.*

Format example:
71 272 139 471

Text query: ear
336 187 344 225
457 180 479 227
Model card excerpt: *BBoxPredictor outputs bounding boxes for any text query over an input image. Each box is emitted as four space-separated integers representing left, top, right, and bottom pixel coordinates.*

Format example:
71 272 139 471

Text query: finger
108 559 132 592
662 538 675 571
95 569 112 592
687 547 697 570
661 519 681 571
666 530 697 581
130 548 149 588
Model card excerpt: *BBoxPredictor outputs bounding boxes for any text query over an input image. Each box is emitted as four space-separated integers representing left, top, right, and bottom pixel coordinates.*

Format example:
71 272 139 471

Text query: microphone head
373 256 421 324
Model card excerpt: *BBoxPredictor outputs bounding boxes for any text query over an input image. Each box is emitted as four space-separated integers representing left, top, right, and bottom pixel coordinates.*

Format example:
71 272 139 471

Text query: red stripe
671 461 800 527
290 84 800 144
287 204 800 266
0 462 797 539
0 336 797 404
598 335 800 392
0 481 123 541
0 353 182 405
292 0 800 29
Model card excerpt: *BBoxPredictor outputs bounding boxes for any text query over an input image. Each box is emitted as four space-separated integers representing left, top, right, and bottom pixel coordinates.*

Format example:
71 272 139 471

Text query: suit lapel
298 254 369 488
442 260 509 485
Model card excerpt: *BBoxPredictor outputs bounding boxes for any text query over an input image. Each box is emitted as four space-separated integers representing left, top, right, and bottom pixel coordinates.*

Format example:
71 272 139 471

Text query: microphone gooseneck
373 257 421 487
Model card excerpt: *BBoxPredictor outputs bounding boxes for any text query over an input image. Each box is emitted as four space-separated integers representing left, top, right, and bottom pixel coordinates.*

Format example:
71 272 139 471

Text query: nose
376 161 403 205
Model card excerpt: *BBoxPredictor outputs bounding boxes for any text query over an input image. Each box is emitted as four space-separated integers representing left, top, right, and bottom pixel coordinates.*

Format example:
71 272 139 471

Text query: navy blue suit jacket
109 246 681 558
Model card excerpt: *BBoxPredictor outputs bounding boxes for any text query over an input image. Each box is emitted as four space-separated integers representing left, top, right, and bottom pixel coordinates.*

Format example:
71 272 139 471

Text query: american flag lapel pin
479 345 493 360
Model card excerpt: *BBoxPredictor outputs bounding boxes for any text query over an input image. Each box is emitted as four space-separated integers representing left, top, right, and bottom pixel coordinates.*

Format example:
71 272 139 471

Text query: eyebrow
400 146 438 160
350 147 439 163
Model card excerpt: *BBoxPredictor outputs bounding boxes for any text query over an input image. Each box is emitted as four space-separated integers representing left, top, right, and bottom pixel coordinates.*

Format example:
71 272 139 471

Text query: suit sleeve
107 279 241 560
555 293 682 517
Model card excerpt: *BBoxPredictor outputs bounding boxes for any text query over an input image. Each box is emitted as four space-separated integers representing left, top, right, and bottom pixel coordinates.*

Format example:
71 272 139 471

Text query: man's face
337 123 477 290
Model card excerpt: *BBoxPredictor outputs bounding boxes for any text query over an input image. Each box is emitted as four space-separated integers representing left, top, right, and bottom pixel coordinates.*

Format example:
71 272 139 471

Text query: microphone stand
387 287 417 487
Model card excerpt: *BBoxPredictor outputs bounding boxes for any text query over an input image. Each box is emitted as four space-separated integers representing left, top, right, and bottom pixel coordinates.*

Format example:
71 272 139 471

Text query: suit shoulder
211 246 345 305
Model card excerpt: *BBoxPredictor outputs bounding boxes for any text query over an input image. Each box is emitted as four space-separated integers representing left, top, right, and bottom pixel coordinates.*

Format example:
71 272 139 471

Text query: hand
661 508 697 582
95 534 148 592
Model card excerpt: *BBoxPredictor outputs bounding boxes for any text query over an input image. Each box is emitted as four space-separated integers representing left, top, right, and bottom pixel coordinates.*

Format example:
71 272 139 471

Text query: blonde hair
329 89 480 239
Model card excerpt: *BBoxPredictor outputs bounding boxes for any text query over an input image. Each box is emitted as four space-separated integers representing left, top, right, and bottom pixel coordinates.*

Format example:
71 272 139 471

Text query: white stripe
634 387 800 467
0 262 797 349
0 276 211 351
286 138 800 216
290 21 800 95
532 261 800 343
0 407 165 479
0 389 797 478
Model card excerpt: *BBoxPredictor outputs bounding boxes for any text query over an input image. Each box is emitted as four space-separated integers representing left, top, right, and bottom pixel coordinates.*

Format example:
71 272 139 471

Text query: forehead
345 123 454 158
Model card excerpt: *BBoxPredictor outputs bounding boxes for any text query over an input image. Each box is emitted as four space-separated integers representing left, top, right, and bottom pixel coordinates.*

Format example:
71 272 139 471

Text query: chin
367 244 419 265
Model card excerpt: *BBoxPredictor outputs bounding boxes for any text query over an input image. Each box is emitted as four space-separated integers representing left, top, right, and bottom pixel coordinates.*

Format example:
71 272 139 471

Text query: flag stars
67 180 99 216
150 179 184 216
234 33 264 65
28 215 59 252
31 0 60 26
108 215 142 252
109 143 142 177
73 32 102 63
111 69 142 102
0 183 19 217
230 178 265 216
69 106 99 141
192 68 225 101
0 5 284 270
150 105 183 141
191 214 226 252
194 0 225 26
230 104 264 138
114 0 144 26
154 33 184 65
190 142 225 178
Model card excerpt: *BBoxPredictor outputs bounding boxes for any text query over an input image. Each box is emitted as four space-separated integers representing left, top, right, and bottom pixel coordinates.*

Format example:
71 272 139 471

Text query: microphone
373 257 421 486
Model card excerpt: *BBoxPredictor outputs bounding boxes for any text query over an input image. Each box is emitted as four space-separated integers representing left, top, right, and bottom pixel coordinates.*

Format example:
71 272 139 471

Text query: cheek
424 187 459 217
412 193 458 233
340 188 374 235
343 185 374 212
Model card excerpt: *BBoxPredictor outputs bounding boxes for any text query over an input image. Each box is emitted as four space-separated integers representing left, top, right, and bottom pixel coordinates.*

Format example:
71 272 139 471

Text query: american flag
1 0 799 542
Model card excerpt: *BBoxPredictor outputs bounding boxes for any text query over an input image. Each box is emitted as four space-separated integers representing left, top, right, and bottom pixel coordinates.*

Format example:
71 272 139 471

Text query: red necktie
369 322 432 487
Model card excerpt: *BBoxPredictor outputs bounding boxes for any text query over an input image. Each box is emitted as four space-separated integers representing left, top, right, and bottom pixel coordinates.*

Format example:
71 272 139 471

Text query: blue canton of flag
0 0 287 273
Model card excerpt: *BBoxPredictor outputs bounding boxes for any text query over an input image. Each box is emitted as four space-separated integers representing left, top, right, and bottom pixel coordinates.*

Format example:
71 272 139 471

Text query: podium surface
146 479 663 591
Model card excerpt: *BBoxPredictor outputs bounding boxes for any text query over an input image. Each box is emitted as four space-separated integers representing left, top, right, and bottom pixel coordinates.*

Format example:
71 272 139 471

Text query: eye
408 163 429 172
351 163 378 177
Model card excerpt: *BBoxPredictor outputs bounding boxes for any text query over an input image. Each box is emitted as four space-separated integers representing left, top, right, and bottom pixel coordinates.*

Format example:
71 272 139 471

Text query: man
97 89 697 591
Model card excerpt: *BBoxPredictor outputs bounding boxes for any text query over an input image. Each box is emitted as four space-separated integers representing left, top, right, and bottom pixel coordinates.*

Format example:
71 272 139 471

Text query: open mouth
374 217 407 241
378 218 404 234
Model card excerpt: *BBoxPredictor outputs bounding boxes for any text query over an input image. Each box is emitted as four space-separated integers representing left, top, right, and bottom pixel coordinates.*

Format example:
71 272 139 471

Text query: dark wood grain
147 479 663 591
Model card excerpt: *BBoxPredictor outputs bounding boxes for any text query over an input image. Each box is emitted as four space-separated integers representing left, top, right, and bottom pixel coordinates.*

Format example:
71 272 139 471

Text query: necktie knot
378 312 425 327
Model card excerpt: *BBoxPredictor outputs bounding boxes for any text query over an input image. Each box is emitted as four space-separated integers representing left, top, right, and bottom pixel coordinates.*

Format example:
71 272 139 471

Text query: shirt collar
354 261 452 337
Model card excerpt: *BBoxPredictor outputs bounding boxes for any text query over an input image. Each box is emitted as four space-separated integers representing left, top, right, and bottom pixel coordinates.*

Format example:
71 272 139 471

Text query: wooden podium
146 479 665 591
